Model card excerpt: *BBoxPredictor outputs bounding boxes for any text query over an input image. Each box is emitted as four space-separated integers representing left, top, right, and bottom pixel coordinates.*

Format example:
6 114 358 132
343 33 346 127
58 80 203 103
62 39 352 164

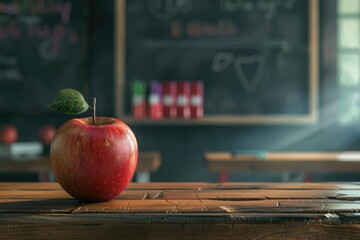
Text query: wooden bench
205 151 360 182
0 151 161 182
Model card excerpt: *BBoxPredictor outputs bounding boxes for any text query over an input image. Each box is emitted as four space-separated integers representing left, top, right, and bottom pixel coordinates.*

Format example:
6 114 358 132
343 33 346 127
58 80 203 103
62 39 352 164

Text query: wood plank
215 182 360 190
126 182 217 190
0 158 50 172
2 182 360 191
0 182 61 190
205 152 360 172
0 151 161 173
0 190 71 199
0 196 359 215
207 160 360 172
1 188 360 204
206 152 360 161
0 189 167 200
2 221 360 240
136 152 161 172
2 181 360 239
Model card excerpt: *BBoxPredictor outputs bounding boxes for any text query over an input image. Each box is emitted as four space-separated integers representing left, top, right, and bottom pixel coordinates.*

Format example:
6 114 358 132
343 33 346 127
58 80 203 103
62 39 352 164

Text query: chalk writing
0 0 72 24
234 55 266 93
220 0 296 19
0 21 20 38
212 52 234 73
171 19 238 38
0 0 87 115
212 53 266 93
127 0 312 116
0 55 23 82
18 15 41 25
0 0 78 60
148 0 192 20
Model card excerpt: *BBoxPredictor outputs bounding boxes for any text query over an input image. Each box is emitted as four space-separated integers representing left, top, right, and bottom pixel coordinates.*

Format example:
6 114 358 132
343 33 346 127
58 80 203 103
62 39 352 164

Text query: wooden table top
206 152 360 172
1 182 360 239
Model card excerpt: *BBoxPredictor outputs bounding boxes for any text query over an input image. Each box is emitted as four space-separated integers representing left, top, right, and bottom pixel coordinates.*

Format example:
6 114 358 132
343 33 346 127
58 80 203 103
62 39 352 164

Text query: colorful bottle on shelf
132 81 146 119
148 81 163 120
176 81 191 119
190 81 203 118
163 81 177 119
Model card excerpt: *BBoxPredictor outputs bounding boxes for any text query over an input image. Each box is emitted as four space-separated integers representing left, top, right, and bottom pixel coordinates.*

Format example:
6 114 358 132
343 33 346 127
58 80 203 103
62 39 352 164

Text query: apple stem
92 97 96 125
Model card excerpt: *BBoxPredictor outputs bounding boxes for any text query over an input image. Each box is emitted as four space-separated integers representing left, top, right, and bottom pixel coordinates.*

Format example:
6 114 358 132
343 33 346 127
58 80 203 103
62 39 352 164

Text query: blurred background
1 0 360 183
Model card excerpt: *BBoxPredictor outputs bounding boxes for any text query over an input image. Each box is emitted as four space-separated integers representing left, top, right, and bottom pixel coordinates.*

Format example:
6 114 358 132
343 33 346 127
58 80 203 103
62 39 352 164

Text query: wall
89 0 360 182
2 0 360 182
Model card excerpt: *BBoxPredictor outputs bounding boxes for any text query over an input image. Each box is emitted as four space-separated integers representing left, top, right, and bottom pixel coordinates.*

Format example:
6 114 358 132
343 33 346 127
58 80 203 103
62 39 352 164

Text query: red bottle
132 81 146 119
176 81 190 119
163 81 177 118
148 81 163 120
190 81 203 118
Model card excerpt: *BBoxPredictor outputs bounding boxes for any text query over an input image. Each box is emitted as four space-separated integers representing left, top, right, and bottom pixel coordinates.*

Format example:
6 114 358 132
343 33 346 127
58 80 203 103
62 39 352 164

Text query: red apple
39 124 56 145
50 117 138 202
0 124 18 145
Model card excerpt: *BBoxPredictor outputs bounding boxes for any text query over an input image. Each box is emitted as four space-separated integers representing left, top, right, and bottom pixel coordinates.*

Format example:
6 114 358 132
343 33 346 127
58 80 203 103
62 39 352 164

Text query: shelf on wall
115 0 319 126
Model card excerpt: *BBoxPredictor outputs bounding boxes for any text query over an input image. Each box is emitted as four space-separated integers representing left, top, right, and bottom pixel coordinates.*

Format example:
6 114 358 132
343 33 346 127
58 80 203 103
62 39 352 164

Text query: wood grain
1 182 360 239
206 152 360 172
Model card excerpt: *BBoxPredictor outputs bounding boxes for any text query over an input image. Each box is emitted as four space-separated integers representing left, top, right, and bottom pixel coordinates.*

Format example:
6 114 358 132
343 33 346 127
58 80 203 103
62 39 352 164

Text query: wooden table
0 152 161 182
206 152 360 182
1 182 360 239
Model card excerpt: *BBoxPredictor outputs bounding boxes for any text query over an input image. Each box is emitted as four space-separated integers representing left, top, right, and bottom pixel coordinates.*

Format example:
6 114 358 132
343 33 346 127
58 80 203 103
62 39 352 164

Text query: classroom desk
1 182 360 240
0 152 161 182
206 152 360 182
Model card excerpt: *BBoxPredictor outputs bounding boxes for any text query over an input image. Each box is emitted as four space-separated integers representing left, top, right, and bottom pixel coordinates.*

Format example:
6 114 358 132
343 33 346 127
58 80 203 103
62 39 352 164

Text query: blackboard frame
115 0 319 125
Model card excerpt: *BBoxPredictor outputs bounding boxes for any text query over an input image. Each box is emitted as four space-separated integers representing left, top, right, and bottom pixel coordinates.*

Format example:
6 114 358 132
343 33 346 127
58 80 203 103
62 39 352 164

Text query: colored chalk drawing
233 55 266 93
220 0 296 19
0 55 23 82
148 0 192 20
212 52 235 73
212 52 266 93
0 0 78 60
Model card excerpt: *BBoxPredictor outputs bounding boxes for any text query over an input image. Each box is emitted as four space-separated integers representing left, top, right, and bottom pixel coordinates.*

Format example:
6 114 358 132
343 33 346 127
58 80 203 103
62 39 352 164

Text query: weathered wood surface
206 152 360 172
1 182 360 239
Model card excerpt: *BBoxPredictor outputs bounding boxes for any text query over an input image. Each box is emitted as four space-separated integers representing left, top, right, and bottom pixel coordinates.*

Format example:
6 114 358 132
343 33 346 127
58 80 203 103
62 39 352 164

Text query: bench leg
38 171 56 182
282 172 290 182
38 172 49 182
136 172 150 183
220 172 229 183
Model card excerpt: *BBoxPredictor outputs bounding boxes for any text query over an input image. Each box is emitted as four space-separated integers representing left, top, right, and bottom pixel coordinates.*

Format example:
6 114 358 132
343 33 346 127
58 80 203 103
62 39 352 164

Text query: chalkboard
0 0 89 116
119 0 319 124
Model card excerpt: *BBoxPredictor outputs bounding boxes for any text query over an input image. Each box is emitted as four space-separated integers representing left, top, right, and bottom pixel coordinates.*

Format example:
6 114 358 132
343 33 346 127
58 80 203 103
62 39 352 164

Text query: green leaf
47 88 90 115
